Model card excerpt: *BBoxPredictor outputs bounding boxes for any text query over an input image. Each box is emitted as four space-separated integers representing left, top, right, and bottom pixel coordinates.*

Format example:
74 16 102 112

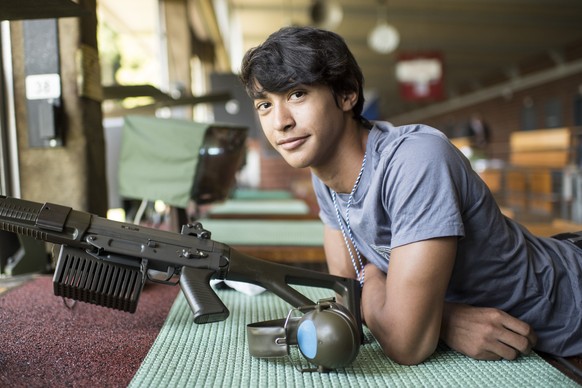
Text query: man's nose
273 104 294 132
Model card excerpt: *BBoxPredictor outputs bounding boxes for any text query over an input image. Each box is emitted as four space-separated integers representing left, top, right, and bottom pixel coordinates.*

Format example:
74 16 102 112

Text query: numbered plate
25 73 61 100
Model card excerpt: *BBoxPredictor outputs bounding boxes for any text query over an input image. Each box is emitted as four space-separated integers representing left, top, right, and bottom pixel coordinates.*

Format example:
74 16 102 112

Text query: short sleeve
385 134 466 248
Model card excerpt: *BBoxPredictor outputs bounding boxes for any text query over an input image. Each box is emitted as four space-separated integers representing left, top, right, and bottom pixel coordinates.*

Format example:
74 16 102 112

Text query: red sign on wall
396 52 445 101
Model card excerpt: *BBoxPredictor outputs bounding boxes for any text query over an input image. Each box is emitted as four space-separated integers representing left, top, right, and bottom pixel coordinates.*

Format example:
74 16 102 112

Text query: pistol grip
180 266 229 323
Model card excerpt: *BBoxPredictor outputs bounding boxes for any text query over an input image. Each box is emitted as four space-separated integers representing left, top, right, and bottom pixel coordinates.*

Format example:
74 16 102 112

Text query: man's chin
281 154 311 169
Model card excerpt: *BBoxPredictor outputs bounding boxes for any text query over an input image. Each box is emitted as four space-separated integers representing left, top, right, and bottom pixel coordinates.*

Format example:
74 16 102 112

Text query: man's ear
340 91 358 111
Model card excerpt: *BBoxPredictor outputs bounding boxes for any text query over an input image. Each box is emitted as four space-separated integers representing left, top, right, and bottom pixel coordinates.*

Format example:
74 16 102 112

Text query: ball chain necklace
331 152 367 287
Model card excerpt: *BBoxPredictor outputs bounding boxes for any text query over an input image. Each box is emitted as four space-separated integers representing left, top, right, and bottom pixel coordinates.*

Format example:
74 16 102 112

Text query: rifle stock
0 195 362 331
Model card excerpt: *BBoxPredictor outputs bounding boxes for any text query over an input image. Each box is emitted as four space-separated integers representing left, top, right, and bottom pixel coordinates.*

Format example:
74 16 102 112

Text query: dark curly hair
239 26 367 124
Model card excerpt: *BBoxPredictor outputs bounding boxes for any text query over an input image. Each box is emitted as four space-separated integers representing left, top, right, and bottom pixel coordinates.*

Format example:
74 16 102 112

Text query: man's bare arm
361 237 457 365
324 228 536 364
323 226 363 278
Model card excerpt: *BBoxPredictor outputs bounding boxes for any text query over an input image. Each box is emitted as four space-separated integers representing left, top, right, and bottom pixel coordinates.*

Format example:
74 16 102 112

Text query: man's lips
277 135 309 151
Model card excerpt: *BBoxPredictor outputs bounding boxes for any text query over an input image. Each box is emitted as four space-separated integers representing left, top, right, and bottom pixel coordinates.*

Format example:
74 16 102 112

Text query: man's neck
312 123 370 194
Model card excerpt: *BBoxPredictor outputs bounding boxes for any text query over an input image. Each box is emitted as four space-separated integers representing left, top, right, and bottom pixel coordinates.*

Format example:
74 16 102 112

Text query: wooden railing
453 127 582 221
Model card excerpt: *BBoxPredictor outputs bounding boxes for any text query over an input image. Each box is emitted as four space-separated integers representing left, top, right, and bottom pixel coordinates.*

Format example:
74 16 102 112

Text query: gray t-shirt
313 121 582 357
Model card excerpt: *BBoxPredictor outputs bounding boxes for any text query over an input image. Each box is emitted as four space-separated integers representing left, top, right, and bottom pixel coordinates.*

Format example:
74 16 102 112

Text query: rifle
0 195 361 327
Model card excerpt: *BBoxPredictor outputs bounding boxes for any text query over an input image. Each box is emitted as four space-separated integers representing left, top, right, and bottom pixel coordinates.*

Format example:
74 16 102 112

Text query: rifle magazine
52 245 146 313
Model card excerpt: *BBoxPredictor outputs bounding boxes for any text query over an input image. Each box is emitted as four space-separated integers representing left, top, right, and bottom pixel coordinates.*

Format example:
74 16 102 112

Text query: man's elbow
378 338 438 366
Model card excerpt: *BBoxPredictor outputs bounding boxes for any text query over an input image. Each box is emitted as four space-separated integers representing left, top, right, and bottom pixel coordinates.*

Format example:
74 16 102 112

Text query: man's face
252 83 354 169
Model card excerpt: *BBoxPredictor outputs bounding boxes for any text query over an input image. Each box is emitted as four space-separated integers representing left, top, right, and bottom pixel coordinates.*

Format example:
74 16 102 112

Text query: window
544 97 563 128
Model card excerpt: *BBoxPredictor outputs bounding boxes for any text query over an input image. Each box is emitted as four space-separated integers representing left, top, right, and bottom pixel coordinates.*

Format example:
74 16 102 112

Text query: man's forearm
361 264 440 365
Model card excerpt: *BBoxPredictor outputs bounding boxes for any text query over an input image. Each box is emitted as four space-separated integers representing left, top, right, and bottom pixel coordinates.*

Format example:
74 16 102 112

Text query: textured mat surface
130 287 579 387
0 276 179 388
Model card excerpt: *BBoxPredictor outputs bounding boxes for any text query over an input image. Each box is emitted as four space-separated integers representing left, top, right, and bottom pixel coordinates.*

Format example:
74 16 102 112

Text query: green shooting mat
129 286 578 387
207 199 311 216
232 189 295 200
196 219 324 246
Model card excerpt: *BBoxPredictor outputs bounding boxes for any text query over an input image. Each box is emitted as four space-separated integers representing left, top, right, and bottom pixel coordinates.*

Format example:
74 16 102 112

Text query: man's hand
441 302 537 360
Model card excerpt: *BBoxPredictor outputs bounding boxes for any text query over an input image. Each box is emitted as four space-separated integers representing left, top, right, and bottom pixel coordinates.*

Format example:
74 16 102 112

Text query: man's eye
256 102 270 111
290 91 305 100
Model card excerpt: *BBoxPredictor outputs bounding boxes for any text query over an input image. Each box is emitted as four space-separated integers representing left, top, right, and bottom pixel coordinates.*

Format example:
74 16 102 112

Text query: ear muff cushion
296 306 360 369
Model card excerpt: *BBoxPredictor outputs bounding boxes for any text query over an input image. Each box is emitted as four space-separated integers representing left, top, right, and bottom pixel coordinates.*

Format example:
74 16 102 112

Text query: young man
239 26 581 365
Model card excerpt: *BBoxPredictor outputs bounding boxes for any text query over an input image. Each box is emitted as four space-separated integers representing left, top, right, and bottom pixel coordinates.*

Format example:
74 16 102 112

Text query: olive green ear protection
247 298 361 372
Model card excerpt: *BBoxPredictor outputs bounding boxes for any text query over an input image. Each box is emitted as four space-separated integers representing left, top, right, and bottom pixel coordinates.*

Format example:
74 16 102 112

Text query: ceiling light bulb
368 21 400 54
310 0 343 30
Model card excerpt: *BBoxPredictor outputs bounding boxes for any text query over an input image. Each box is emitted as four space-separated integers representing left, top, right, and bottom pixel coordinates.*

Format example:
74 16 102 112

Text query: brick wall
412 72 582 160
259 153 311 190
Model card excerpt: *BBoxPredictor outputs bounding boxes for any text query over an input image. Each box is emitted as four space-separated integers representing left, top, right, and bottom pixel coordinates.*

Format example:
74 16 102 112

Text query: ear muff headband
247 298 361 372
